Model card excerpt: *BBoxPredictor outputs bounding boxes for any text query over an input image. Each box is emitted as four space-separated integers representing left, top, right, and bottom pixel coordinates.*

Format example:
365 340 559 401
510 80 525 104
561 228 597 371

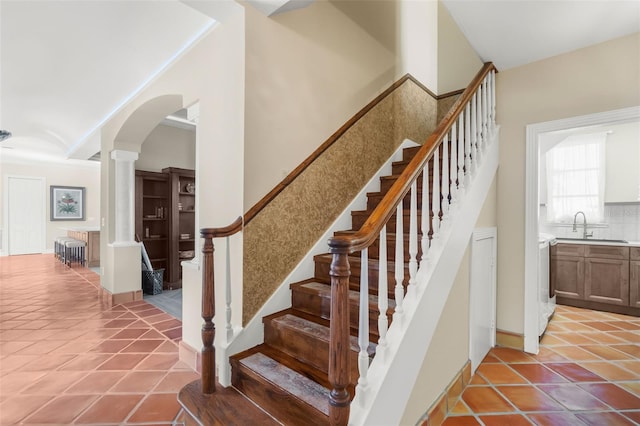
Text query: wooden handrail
201 216 243 239
199 216 243 395
327 62 496 424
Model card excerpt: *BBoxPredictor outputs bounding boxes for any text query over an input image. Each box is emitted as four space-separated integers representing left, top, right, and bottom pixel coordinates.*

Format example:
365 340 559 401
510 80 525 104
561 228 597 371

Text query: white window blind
546 132 607 223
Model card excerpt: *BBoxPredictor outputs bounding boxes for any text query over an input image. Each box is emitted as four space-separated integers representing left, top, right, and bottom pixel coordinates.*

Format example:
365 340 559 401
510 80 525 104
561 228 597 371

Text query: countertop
555 238 640 248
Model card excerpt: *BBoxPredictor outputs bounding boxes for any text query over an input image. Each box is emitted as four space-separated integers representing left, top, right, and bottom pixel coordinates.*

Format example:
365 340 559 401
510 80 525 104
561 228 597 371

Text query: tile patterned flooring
442 304 640 425
0 254 198 425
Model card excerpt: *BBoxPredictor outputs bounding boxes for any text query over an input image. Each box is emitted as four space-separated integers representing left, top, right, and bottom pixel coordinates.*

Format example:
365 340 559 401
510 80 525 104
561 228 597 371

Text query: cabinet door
551 256 584 300
584 258 629 306
630 261 640 308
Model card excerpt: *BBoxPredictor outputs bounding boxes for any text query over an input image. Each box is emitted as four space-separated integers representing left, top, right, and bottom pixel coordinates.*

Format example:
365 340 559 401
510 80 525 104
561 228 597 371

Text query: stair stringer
217 139 420 386
350 128 500 425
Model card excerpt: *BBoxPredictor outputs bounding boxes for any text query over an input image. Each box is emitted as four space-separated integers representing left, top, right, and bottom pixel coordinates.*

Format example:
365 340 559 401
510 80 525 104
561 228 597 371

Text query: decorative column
111 149 138 244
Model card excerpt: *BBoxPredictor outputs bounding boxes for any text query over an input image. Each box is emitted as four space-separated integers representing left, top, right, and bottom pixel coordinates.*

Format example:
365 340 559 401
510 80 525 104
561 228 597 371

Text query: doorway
523 105 640 353
6 176 46 255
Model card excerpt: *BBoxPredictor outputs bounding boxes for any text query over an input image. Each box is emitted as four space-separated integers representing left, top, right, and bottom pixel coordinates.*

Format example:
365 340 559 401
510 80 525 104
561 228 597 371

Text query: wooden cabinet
584 258 629 306
163 167 196 285
631 248 640 308
551 255 584 300
552 242 637 315
135 170 170 283
584 245 629 306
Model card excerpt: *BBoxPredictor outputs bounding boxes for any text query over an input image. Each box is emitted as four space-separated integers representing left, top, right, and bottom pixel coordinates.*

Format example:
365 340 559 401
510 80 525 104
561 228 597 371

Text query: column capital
110 149 139 161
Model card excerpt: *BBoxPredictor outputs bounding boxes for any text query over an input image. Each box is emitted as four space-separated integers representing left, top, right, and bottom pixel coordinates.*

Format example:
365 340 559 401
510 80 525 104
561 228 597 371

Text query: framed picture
50 186 85 221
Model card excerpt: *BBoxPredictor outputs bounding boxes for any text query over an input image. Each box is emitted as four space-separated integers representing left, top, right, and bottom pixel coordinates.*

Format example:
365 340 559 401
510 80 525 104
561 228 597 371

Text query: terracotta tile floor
0 254 198 425
442 304 640 425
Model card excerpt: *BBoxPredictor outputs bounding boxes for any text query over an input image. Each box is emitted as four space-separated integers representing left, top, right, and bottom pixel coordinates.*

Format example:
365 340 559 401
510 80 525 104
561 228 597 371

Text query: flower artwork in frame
50 186 85 221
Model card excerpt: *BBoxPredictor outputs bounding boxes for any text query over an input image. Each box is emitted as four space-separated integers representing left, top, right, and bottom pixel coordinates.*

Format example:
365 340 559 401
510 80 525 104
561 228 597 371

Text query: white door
8 176 45 255
469 228 497 372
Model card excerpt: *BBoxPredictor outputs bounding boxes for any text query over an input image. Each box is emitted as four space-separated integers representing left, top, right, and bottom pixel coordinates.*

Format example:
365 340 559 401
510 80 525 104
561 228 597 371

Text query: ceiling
0 0 215 162
1 0 639 163
441 0 640 70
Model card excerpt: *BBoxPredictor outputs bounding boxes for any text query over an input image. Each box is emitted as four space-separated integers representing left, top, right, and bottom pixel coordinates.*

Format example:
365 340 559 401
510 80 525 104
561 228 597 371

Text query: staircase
179 63 498 425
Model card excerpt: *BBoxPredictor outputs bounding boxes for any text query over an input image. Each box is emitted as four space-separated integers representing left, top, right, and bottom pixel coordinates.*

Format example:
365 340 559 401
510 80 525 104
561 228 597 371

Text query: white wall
538 120 640 204
136 124 196 172
605 121 640 202
437 2 483 94
496 32 640 334
0 159 100 254
398 0 438 92
243 1 397 207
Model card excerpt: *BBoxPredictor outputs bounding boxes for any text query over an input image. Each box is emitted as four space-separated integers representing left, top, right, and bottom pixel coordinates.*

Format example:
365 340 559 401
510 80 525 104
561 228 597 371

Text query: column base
100 287 143 306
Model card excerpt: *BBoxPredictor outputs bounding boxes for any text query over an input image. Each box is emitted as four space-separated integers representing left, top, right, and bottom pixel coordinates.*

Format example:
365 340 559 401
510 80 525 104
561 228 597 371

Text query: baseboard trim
179 340 202 374
496 329 525 350
418 360 472 426
99 288 143 306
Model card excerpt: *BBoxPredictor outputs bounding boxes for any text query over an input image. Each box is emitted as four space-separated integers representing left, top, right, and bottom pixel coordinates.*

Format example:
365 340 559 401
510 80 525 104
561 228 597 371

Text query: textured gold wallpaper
242 79 438 325
437 93 462 124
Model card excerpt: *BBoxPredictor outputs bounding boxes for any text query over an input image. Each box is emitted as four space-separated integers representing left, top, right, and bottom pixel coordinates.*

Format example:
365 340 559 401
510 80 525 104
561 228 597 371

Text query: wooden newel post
328 248 351 425
201 232 216 394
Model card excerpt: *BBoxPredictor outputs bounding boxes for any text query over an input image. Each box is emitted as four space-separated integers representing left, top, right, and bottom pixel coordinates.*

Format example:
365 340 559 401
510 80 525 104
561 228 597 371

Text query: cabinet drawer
551 243 584 257
585 245 629 260
631 247 640 261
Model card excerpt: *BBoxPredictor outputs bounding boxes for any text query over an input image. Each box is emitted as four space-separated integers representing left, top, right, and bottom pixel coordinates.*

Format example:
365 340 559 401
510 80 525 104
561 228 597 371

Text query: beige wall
243 1 396 207
437 2 483 94
401 175 497 424
496 32 640 334
0 159 100 254
136 124 196 172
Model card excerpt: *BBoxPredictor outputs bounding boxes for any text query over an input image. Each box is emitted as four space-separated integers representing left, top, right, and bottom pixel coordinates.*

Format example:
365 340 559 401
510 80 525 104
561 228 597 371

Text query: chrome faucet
572 211 593 239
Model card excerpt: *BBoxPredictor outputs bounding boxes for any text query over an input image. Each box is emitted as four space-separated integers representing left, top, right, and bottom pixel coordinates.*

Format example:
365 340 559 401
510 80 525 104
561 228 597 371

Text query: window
545 132 607 223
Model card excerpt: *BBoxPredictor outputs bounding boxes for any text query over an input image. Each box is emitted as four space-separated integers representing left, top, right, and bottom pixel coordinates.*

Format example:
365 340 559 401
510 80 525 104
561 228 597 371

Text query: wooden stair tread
178 380 280 425
238 351 331 416
291 280 396 311
314 252 410 272
264 310 376 355
233 344 333 390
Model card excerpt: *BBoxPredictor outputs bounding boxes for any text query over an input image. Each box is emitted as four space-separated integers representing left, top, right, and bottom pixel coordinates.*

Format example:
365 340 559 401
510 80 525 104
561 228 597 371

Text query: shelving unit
135 170 170 283
163 167 196 285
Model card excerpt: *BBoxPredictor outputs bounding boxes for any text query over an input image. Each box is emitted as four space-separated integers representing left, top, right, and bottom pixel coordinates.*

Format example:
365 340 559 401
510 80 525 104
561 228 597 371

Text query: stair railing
199 216 243 394
327 63 497 425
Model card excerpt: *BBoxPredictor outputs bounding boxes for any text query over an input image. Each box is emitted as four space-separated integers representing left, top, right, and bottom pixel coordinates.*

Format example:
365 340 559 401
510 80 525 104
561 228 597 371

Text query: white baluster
441 134 450 225
408 181 418 294
357 248 369 393
465 102 472 184
450 121 458 206
225 236 233 342
393 204 404 318
471 92 479 168
420 163 430 268
457 113 465 195
377 227 388 350
491 70 497 132
430 145 440 247
476 86 483 162
482 77 489 150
